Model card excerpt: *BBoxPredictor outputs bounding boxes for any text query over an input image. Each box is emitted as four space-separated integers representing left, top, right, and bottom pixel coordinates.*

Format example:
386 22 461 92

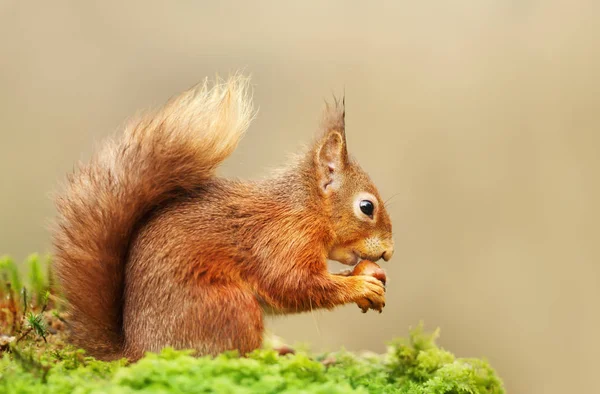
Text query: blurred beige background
1 1 599 392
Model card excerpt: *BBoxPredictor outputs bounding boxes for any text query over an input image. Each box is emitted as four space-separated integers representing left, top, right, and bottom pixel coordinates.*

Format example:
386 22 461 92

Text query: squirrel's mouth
348 250 388 266
337 250 363 267
328 247 381 266
348 251 362 266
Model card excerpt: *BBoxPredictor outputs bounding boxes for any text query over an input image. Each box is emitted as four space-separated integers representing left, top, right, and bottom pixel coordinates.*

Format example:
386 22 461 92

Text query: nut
351 260 387 285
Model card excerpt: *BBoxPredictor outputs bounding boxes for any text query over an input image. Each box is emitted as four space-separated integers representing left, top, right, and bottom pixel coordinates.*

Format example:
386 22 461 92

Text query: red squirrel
52 75 394 361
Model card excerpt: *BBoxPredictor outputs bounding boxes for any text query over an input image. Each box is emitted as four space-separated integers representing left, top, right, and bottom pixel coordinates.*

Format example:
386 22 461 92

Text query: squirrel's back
52 76 254 360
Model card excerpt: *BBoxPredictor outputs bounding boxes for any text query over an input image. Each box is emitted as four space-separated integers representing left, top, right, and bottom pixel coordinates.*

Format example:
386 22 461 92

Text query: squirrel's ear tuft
320 94 346 139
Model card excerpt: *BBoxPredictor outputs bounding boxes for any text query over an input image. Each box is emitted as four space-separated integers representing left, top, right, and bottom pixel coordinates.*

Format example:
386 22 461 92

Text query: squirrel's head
309 98 394 266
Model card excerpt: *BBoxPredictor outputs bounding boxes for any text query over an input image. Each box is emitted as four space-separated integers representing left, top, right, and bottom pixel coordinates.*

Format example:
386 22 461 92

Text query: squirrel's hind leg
122 282 264 359
185 284 265 356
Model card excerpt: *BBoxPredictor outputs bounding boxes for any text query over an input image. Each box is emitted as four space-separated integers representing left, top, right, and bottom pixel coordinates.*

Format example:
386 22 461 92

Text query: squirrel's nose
382 245 394 261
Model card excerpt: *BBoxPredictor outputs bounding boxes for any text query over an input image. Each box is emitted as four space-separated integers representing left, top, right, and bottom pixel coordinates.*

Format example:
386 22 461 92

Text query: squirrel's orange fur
52 75 394 361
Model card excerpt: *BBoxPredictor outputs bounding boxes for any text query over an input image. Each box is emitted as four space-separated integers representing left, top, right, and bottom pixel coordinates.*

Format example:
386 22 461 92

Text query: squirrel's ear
314 95 348 194
314 130 347 194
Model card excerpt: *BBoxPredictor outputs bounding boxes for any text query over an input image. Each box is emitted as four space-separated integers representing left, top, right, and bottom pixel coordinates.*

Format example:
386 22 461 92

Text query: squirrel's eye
359 200 374 217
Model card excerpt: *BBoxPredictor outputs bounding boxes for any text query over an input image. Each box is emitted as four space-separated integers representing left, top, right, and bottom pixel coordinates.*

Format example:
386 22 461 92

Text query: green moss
0 256 505 393
1 326 504 393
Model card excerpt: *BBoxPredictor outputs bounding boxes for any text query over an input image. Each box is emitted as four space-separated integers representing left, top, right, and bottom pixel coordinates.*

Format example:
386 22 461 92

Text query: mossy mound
0 255 505 393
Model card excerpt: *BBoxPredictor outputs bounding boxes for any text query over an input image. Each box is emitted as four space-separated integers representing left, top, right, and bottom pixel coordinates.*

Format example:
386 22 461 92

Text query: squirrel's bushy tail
52 75 254 360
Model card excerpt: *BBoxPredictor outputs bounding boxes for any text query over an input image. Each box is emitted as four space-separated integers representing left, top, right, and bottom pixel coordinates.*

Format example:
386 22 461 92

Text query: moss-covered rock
0 255 505 393
1 326 504 393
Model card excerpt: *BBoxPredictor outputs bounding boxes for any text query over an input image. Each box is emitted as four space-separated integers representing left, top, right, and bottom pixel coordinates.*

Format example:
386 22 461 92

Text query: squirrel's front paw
353 275 386 313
